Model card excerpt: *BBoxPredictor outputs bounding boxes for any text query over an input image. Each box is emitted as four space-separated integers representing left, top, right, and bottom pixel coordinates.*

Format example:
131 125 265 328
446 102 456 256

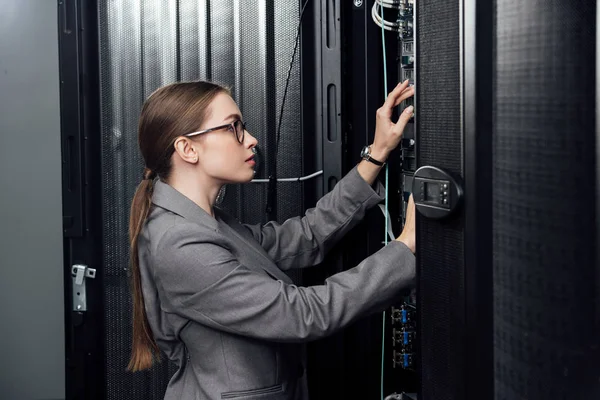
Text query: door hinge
72 264 96 312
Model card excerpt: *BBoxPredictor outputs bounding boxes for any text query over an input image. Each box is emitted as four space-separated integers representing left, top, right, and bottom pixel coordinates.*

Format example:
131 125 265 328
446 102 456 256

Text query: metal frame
302 1 347 397
59 0 84 238
300 0 318 210
316 0 343 197
58 0 105 399
462 0 494 398
300 0 343 205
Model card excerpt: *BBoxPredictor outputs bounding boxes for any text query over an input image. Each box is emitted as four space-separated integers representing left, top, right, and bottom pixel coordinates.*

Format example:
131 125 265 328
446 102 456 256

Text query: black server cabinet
415 1 599 400
493 1 599 399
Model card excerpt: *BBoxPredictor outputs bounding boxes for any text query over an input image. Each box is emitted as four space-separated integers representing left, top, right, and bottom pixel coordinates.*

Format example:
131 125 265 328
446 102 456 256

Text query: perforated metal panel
416 1 465 399
98 1 303 398
494 1 599 399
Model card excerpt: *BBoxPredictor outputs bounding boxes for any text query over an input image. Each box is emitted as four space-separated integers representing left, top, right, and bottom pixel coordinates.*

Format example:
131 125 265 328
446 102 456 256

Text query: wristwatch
360 145 386 167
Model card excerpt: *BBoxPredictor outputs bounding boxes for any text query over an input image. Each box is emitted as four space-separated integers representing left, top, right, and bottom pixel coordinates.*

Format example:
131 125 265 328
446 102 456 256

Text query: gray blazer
138 166 415 400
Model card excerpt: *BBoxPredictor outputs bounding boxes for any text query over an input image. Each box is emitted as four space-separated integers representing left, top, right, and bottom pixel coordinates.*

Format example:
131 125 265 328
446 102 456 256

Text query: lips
246 155 255 162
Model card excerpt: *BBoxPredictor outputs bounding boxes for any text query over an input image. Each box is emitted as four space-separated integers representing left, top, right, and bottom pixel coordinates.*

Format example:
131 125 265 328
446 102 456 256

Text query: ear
173 137 199 164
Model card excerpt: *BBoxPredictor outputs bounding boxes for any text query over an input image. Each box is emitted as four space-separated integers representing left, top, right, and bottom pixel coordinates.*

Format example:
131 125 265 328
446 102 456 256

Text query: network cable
371 0 413 34
371 1 401 31
275 0 310 160
265 0 310 218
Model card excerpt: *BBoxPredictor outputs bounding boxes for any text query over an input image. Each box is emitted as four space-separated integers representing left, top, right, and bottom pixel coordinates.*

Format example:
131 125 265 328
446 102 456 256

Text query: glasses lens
234 120 245 143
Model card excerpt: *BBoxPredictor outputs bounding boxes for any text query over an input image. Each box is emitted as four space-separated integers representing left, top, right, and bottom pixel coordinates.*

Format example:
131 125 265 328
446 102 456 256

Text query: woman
128 79 416 400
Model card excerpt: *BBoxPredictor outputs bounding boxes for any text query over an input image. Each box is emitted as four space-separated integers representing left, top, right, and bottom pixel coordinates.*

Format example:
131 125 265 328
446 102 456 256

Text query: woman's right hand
370 80 415 162
396 195 416 254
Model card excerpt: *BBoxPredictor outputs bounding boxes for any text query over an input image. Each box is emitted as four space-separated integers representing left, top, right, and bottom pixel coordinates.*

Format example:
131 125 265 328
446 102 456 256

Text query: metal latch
72 264 96 311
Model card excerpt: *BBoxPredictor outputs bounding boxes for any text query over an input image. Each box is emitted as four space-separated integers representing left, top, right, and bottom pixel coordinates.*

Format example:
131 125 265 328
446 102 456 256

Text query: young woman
128 79 416 400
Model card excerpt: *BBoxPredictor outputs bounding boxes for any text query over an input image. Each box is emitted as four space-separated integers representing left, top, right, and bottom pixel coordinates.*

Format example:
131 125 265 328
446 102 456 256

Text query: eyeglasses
184 120 247 144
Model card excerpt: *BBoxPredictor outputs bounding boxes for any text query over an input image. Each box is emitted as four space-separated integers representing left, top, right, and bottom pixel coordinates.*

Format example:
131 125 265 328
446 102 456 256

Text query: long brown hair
127 81 229 372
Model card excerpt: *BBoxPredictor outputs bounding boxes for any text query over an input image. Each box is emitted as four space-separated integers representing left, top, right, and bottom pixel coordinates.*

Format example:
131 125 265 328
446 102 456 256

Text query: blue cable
379 3 389 400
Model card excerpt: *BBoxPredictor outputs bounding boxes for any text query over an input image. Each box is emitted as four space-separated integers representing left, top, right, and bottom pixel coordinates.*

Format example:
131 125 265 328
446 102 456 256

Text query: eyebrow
223 113 242 123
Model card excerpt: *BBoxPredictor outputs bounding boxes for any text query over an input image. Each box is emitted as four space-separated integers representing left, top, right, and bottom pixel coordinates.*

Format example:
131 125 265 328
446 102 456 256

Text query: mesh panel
218 0 303 227
99 1 304 398
230 0 270 223
416 0 465 399
494 1 599 399
99 1 179 398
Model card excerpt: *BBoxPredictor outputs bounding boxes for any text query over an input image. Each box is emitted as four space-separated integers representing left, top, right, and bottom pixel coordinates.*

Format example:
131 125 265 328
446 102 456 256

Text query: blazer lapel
152 180 292 284
215 210 293 284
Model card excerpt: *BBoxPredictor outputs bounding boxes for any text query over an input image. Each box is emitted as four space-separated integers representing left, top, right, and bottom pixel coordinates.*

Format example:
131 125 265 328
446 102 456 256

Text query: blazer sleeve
153 223 415 343
243 166 386 270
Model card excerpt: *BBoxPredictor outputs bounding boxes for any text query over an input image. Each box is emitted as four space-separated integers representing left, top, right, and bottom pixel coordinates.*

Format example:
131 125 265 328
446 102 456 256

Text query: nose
245 131 258 149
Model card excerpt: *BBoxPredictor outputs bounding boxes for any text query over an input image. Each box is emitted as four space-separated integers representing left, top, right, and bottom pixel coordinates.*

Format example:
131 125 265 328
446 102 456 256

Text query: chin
216 166 255 184
242 169 255 183
227 170 255 184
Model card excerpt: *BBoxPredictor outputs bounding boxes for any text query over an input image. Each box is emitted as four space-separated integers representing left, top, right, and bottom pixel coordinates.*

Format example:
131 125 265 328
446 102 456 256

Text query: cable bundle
371 0 413 35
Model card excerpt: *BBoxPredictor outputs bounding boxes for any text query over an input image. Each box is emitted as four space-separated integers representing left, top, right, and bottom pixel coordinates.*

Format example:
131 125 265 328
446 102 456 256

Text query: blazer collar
151 179 219 232
151 180 293 284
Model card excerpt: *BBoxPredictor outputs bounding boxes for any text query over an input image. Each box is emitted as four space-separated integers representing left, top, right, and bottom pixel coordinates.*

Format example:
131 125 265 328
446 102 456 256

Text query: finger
394 87 413 103
380 84 412 118
394 86 415 106
383 80 410 111
406 194 415 219
399 85 413 96
406 197 416 233
392 105 415 134
400 86 413 96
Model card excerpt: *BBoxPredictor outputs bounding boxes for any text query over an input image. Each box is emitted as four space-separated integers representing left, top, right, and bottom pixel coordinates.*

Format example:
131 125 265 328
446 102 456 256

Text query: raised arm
153 223 415 343
244 81 415 270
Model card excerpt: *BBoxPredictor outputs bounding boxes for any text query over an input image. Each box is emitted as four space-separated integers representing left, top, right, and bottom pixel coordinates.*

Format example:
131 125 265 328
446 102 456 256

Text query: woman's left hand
371 80 415 162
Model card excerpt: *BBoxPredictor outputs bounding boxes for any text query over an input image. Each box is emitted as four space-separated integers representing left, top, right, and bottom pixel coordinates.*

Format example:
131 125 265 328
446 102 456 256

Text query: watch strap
362 146 386 166
365 154 386 166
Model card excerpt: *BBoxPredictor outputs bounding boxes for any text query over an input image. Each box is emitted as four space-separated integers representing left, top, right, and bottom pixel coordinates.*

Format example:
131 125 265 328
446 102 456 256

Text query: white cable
371 7 400 31
384 394 403 400
371 2 402 32
376 0 403 9
372 3 399 26
378 204 396 242
371 3 415 37
251 170 323 183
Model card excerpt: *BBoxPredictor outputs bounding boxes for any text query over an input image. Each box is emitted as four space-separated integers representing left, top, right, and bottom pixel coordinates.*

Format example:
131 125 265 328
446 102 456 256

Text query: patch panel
390 305 416 327
392 328 416 349
393 350 415 369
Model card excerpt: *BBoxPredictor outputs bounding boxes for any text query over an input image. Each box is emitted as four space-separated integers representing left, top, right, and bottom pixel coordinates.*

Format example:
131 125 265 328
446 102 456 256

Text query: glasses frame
184 120 246 144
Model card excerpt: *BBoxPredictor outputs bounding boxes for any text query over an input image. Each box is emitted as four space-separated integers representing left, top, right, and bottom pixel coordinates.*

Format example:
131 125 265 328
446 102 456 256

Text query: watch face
361 146 369 158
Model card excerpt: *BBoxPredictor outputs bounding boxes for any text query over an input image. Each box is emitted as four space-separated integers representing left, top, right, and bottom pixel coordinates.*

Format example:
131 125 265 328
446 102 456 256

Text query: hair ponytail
127 174 160 372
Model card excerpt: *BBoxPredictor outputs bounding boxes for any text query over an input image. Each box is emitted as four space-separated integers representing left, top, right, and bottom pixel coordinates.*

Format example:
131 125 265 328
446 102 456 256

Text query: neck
167 170 222 218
